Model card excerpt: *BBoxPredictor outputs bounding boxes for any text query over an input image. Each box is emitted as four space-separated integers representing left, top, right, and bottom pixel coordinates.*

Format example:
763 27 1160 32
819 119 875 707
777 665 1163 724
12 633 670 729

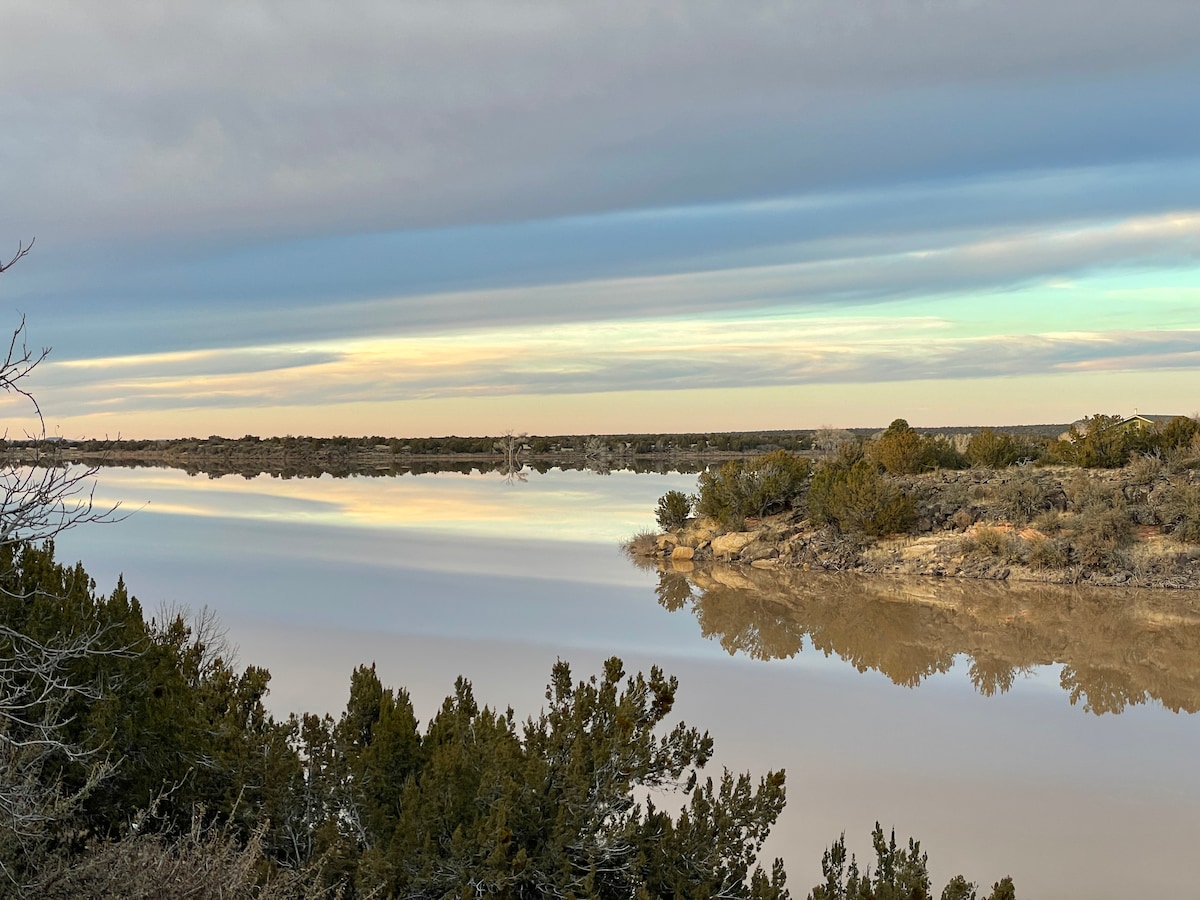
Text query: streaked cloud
30 307 1200 420
3 2 1200 244
2 2 1199 435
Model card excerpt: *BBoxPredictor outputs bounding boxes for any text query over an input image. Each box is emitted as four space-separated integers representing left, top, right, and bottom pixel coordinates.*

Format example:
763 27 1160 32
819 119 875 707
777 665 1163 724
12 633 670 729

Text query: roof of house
1119 414 1184 427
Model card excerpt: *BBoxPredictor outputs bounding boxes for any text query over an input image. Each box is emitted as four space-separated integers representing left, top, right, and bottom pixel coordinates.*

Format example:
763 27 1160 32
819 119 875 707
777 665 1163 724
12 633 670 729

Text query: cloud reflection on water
85 464 696 543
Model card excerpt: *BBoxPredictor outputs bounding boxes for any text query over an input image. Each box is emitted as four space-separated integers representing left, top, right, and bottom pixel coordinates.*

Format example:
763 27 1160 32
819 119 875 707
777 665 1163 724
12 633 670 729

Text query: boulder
710 531 761 558
739 541 779 563
671 545 695 561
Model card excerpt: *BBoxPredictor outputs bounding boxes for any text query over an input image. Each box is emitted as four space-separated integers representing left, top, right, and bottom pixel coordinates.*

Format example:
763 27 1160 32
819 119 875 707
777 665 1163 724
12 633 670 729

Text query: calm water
55 466 1200 898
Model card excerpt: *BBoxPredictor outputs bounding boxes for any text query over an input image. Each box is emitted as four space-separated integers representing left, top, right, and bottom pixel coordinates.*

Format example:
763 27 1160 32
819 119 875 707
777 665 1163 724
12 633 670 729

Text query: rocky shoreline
637 464 1200 590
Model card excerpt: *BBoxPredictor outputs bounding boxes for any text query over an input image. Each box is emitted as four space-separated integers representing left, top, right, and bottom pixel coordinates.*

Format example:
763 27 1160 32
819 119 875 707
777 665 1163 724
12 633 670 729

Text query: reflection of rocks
653 562 1200 715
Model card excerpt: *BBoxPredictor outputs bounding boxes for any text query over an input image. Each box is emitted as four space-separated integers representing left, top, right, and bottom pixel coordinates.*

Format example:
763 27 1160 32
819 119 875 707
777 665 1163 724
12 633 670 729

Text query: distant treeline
5 424 1071 459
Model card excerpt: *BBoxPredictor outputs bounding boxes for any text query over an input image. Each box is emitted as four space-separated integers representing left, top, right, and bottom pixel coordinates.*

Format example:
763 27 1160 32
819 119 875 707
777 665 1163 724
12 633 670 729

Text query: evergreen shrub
654 490 693 531
695 451 811 529
808 460 916 537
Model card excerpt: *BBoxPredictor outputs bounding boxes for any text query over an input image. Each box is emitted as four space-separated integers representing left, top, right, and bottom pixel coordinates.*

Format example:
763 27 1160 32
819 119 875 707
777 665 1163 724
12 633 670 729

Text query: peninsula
630 416 1200 591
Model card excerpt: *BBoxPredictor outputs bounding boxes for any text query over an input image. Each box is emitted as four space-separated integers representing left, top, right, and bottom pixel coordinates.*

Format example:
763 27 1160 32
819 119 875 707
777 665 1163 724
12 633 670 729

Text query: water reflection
81 465 694 545
85 455 709 480
647 561 1200 714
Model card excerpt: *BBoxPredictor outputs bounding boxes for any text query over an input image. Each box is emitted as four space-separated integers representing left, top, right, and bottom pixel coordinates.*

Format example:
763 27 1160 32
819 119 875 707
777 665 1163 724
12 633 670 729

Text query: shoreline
634 465 1200 591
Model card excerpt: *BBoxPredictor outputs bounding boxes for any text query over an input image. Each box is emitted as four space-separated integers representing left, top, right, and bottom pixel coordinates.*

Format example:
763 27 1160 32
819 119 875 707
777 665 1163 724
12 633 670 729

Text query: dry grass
620 530 660 563
33 818 348 900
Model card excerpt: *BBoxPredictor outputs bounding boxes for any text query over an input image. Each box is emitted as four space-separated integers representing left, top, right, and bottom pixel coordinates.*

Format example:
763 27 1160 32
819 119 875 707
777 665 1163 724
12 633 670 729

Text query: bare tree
0 307 119 544
493 430 528 483
0 623 114 842
0 240 125 886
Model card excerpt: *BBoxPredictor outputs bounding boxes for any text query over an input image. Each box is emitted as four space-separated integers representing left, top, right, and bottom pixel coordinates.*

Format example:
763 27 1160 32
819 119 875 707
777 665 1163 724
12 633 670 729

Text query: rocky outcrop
636 465 1200 590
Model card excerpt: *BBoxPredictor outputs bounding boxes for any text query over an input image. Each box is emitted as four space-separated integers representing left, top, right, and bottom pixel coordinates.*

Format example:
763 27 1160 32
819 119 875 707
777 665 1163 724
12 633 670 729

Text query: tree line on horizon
8 424 1073 459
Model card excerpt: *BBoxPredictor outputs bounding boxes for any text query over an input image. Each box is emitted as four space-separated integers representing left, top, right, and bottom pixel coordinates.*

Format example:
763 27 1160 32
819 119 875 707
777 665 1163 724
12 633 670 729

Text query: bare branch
0 238 129 877
0 238 34 275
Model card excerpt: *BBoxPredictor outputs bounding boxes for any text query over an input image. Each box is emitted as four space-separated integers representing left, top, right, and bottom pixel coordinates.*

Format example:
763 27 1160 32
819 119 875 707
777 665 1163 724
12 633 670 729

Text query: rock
710 531 761 558
671 545 695 561
710 567 757 590
656 534 679 549
739 541 779 563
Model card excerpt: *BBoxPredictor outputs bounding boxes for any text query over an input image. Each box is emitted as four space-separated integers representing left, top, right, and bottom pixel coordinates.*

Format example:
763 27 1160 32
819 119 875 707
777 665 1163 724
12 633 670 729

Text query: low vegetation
656 489 694 531
695 450 812 529
645 414 1200 588
808 459 916 538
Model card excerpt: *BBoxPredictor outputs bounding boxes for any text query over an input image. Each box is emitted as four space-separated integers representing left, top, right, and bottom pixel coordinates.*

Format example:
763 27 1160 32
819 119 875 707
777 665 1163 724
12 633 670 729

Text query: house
1059 413 1184 442
1116 414 1182 431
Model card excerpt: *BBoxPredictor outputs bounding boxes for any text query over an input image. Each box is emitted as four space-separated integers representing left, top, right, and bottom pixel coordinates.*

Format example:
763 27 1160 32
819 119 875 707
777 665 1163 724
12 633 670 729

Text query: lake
54 464 1200 898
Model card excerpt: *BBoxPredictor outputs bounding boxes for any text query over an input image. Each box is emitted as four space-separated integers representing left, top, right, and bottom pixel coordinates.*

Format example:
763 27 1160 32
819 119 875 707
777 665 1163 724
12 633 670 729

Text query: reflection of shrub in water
969 655 1023 697
644 563 1200 714
654 571 694 611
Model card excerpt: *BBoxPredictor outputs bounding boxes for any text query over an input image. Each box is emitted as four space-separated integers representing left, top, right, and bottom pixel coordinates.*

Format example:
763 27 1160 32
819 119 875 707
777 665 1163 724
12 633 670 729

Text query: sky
1 1 1199 439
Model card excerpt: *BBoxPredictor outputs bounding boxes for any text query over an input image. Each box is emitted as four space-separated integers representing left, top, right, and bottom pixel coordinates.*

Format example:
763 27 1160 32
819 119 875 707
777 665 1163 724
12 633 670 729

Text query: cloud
17 204 1200 363
3 1 1199 246
29 311 1200 419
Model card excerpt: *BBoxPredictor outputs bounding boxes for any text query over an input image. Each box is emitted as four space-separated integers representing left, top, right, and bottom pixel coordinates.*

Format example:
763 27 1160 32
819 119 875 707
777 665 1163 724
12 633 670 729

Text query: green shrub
995 471 1058 524
969 526 1026 563
808 460 916 537
1151 416 1200 455
1155 480 1200 544
1069 495 1135 568
1163 431 1200 471
621 530 660 562
925 435 968 470
810 825 1016 900
972 525 1010 556
1032 509 1062 534
695 451 811 529
1027 535 1069 570
1050 413 1134 468
869 420 967 474
869 419 927 474
654 490 693 531
1126 453 1166 485
966 428 1020 468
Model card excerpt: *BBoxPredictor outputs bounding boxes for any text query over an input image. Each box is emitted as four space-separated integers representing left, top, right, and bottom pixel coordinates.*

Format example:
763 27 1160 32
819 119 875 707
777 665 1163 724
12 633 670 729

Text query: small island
629 415 1200 590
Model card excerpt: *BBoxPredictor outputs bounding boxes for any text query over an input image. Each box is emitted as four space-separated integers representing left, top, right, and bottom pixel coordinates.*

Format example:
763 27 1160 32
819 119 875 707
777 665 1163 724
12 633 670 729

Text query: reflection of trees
493 432 529 483
1060 664 1141 715
654 571 693 612
650 562 1200 715
968 655 1024 697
